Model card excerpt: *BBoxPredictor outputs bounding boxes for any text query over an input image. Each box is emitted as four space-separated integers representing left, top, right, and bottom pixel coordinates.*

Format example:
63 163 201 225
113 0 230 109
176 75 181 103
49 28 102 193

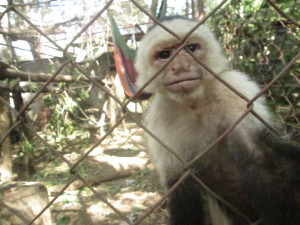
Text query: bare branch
0 68 101 83
0 17 80 41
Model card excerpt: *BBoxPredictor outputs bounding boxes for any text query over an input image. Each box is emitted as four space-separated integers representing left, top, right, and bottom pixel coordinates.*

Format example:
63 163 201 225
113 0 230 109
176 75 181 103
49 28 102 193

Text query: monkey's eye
158 50 171 59
186 44 197 52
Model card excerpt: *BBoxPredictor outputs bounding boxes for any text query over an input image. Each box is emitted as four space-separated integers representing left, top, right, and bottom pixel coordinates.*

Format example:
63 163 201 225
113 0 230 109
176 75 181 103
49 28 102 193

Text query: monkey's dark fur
135 17 300 225
166 130 300 225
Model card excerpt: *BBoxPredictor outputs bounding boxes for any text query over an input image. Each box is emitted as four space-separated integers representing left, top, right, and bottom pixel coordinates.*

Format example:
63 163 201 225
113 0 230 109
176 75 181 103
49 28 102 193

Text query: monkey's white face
154 42 204 94
135 18 229 100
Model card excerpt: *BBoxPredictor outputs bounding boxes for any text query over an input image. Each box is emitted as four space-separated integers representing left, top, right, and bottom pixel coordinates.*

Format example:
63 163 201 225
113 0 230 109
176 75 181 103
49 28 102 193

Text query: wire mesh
0 0 299 224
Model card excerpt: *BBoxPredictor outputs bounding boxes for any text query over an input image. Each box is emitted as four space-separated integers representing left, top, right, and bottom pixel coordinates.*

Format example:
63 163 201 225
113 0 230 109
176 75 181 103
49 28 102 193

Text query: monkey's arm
229 129 300 225
166 176 208 225
258 129 300 159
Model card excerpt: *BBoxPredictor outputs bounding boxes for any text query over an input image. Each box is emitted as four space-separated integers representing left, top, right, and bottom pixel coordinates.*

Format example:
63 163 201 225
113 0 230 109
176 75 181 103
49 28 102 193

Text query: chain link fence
0 0 299 224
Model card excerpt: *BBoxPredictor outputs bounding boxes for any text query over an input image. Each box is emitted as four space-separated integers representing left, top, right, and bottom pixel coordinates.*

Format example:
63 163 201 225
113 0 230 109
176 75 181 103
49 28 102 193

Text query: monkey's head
135 17 229 101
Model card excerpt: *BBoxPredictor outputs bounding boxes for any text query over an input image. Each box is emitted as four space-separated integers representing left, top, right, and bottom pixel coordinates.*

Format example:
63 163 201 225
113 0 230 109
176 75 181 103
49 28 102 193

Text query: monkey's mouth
165 78 201 92
167 78 201 85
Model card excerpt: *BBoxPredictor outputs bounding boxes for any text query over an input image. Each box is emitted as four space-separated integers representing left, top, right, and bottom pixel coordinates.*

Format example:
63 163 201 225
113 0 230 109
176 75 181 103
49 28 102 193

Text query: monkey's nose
171 60 191 75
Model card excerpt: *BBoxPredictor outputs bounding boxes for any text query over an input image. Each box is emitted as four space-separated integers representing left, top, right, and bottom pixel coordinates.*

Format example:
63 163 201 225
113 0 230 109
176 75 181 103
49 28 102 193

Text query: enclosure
0 0 299 224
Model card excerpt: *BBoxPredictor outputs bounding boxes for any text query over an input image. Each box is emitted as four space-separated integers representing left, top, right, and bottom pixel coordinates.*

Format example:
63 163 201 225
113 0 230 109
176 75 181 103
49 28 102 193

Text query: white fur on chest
145 98 220 181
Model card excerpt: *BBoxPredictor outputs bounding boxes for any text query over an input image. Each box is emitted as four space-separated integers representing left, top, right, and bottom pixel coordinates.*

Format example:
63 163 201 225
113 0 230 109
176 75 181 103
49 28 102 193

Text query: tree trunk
192 0 206 20
0 90 13 182
0 182 52 225
150 0 159 16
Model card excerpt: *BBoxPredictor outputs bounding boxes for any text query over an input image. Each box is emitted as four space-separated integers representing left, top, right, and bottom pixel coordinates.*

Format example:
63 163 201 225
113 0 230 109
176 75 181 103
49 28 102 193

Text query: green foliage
20 133 34 155
209 0 300 115
79 89 90 101
207 0 300 127
137 168 153 176
56 216 71 225
43 92 78 144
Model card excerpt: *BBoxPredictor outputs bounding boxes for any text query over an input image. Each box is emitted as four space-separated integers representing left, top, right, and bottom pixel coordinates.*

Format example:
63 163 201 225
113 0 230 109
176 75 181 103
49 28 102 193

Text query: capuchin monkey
135 17 300 225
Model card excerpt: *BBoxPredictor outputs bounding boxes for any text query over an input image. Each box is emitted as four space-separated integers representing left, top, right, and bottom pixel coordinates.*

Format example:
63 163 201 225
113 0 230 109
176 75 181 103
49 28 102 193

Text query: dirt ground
25 123 169 225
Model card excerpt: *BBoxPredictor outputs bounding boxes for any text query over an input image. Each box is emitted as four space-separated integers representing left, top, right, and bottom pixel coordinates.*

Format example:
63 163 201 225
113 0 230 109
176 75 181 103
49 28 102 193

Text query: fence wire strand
0 0 299 224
